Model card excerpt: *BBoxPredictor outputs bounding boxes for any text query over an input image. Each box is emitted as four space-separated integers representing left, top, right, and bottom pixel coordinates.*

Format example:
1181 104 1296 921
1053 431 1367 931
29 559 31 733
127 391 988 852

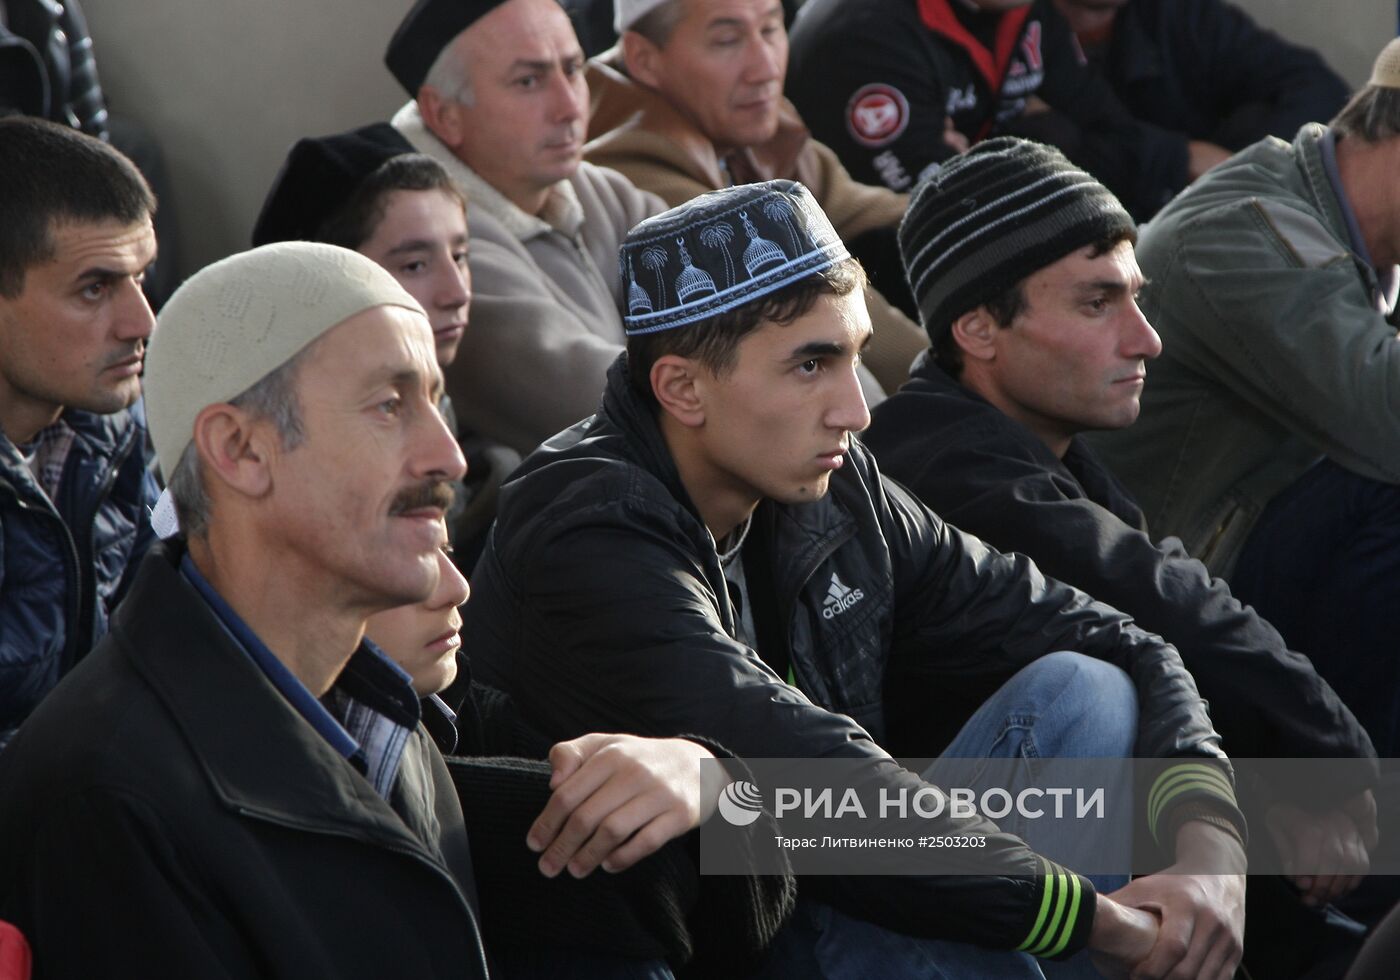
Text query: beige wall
84 1 1396 282
1232 0 1392 89
83 1 412 280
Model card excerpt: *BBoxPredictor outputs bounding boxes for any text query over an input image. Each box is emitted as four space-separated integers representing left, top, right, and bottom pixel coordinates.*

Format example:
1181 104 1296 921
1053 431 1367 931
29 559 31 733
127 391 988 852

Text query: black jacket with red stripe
786 0 1183 218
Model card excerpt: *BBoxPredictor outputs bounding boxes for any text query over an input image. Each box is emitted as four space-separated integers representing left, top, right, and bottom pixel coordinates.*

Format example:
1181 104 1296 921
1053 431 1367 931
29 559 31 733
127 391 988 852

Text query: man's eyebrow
509 53 578 72
786 332 872 360
384 239 435 258
1074 278 1135 295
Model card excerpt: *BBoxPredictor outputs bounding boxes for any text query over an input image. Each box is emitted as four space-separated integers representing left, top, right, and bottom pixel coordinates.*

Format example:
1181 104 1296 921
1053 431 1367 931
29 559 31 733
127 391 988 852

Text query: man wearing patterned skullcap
1090 38 1400 765
466 179 1250 977
866 135 1378 974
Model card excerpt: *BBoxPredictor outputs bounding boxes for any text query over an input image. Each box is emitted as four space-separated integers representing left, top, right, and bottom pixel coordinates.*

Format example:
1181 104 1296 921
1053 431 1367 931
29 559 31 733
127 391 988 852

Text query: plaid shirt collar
180 554 422 799
16 417 78 502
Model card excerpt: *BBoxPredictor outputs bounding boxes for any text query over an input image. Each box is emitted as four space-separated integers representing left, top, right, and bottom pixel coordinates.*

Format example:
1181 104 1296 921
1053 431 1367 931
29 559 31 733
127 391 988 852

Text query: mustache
105 340 145 369
389 480 456 516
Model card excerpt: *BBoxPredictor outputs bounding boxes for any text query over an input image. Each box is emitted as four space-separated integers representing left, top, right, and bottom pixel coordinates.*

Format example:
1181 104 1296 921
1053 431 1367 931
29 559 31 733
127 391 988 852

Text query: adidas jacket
465 355 1240 958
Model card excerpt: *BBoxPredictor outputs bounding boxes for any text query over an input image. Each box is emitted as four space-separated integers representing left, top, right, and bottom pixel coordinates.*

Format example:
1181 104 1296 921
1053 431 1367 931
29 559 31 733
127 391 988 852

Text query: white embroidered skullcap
145 242 424 480
1370 37 1400 89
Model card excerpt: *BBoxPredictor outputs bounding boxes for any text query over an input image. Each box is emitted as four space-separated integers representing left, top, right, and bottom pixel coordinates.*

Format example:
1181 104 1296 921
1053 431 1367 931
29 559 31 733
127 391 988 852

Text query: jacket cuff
1014 858 1097 960
1147 761 1246 849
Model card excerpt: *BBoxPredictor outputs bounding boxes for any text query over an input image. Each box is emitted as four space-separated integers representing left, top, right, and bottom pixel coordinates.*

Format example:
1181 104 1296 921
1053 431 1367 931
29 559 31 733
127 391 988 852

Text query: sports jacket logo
847 83 910 148
822 573 866 619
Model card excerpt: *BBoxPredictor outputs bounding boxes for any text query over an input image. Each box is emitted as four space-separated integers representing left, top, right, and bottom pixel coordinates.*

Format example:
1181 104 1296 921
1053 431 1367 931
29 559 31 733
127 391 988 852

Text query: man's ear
418 86 466 150
950 306 1000 365
651 355 706 428
191 404 276 501
621 30 665 89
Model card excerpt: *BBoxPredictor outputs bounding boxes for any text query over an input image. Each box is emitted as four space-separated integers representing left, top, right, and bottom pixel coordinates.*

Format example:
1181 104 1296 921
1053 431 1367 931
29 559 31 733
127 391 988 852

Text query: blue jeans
1231 459 1400 758
760 652 1137 980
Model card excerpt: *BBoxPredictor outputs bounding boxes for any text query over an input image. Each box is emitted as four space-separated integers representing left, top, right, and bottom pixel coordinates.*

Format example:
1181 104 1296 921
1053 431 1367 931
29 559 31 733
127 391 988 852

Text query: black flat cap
385 0 512 96
252 123 417 247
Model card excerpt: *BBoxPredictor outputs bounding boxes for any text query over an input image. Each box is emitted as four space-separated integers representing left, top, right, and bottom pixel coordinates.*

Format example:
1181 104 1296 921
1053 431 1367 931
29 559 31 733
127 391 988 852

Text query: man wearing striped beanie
868 135 1380 977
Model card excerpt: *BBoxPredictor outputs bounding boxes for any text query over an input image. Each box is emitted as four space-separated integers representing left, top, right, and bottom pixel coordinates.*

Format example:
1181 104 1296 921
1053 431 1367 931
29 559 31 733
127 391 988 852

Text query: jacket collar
0 405 139 500
585 48 812 188
391 101 585 242
904 352 1146 527
598 353 704 518
1293 124 1355 257
115 543 439 855
1294 123 1396 307
595 354 857 589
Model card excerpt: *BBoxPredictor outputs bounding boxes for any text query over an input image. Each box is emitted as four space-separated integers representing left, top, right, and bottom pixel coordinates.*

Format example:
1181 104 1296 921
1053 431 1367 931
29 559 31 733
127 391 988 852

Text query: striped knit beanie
899 137 1135 344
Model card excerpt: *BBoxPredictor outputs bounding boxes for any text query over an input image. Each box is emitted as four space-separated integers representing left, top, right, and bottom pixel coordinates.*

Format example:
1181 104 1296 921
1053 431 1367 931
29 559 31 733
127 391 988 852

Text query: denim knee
1027 652 1137 758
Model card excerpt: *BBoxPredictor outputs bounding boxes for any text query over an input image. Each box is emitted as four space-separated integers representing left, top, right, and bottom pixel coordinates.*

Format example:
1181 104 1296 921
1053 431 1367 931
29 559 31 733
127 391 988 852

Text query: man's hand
1087 894 1160 979
1266 789 1376 907
1105 821 1246 979
942 116 971 155
525 734 716 879
1186 140 1231 180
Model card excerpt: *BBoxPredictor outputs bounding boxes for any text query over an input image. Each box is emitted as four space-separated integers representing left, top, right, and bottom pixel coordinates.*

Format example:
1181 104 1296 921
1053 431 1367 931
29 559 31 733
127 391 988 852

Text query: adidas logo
821 573 866 620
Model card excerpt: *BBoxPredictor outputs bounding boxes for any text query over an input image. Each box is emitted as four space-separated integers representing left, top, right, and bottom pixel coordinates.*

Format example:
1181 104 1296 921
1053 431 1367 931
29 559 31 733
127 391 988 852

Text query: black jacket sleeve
786 0 958 192
870 415 1376 803
466 491 1098 956
1131 0 1348 151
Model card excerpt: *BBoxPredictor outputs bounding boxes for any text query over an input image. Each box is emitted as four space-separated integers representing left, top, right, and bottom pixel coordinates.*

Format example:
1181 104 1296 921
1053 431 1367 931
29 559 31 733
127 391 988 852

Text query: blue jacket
0 405 158 748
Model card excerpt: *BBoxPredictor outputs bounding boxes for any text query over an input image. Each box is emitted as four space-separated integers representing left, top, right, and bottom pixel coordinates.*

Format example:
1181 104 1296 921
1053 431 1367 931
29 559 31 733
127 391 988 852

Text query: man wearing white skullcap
0 240 755 977
0 242 493 977
1090 37 1400 766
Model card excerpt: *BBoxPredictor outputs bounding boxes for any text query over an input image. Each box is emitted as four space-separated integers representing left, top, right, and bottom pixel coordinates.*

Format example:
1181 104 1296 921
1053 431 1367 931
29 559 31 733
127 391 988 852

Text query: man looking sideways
466 180 1247 978
0 117 160 750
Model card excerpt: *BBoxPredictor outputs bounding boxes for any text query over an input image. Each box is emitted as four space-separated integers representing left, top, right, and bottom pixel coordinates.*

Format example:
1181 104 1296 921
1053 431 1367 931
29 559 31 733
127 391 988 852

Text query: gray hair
1332 85 1400 143
423 34 475 107
166 355 306 539
627 0 687 47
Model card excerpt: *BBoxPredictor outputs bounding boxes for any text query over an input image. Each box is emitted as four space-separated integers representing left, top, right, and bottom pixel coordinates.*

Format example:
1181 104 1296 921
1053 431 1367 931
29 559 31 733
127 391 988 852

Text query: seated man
384 0 665 455
0 242 713 976
1051 0 1347 164
786 0 1192 219
1088 39 1400 759
253 121 518 556
585 0 928 392
465 179 1249 977
863 136 1377 971
0 117 159 750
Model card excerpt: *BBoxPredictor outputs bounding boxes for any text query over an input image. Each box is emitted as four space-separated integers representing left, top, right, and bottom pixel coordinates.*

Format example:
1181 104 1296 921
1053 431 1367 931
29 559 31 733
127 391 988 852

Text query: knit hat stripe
898 137 1135 345
903 170 1074 277
907 176 1101 299
920 207 1123 326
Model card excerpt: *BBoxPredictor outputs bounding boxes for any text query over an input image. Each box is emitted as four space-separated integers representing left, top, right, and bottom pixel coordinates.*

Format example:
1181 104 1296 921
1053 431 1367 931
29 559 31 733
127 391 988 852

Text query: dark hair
628 258 867 403
931 231 1133 378
0 117 155 298
314 153 466 250
627 0 687 46
1331 84 1400 143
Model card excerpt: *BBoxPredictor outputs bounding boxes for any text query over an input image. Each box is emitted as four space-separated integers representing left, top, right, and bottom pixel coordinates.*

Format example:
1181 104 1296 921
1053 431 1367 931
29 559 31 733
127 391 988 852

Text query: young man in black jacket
466 179 1250 978
863 136 1379 974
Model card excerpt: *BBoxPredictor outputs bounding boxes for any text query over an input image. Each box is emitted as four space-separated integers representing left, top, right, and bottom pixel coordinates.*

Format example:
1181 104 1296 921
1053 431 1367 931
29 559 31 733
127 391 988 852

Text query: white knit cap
1370 37 1400 89
614 0 671 33
145 241 425 479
